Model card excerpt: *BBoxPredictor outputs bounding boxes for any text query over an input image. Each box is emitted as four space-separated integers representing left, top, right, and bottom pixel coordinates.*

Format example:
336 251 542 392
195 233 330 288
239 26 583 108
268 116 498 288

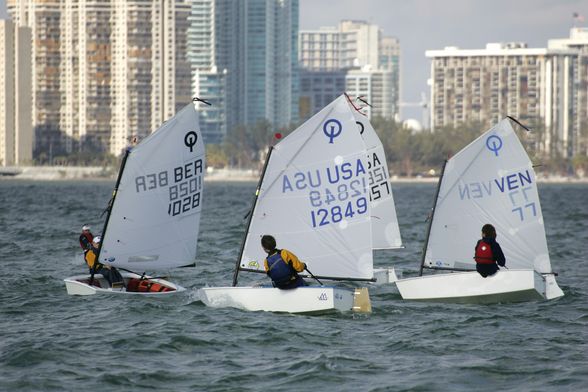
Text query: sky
1 0 587 121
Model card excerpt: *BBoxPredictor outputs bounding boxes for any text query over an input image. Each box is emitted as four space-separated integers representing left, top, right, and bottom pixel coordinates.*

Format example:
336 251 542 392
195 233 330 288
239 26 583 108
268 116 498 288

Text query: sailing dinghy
395 118 564 303
65 102 205 295
199 95 373 313
346 96 403 284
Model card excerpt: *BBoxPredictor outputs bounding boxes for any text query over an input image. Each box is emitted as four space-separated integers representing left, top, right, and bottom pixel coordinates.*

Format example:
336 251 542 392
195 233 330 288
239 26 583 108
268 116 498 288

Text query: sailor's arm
263 259 270 273
281 249 306 272
493 243 506 267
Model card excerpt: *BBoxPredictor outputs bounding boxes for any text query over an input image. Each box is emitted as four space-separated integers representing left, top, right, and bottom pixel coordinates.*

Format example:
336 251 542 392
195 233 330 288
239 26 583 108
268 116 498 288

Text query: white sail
350 107 402 249
424 119 552 273
99 103 205 271
239 95 373 279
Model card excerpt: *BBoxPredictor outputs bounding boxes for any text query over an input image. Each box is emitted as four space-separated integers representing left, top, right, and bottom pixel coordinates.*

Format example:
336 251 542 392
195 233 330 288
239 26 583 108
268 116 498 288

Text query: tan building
7 0 191 158
0 20 32 166
427 42 578 158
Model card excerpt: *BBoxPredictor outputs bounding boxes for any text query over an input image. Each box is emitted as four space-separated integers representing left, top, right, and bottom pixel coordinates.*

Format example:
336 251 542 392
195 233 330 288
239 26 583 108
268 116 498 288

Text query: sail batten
99 104 205 271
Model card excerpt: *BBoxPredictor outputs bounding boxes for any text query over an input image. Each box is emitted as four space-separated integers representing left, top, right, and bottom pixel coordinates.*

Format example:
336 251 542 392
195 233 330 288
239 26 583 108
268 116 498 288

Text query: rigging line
506 116 532 132
344 92 363 113
304 266 323 285
192 96 212 106
356 96 373 107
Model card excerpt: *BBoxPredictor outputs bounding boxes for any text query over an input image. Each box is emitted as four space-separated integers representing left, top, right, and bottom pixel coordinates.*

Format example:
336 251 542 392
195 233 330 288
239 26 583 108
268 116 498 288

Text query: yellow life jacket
84 249 99 269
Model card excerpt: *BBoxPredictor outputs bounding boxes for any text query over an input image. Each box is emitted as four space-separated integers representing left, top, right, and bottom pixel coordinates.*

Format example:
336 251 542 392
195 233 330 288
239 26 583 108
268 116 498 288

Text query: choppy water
0 180 587 391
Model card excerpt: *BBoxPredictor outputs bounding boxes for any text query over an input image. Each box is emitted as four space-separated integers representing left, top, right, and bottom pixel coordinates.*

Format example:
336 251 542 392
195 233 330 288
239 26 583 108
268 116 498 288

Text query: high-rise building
339 20 380 69
110 0 192 155
346 67 397 120
188 0 226 144
299 20 400 121
299 27 340 70
549 28 588 156
0 19 32 166
427 42 578 158
299 69 346 119
7 0 191 158
187 0 299 142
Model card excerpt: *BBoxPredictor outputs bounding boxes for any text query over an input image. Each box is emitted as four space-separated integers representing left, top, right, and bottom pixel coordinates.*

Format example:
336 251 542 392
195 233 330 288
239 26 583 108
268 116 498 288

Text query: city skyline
1 0 586 122
299 0 586 121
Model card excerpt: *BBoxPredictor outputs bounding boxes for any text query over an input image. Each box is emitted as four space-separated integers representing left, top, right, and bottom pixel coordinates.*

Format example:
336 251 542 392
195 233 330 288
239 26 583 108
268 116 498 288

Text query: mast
231 146 274 287
419 159 447 276
95 148 131 264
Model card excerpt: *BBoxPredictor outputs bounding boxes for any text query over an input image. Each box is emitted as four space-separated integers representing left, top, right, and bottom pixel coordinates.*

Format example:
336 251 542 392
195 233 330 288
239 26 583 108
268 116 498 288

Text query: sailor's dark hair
261 235 276 252
482 224 496 238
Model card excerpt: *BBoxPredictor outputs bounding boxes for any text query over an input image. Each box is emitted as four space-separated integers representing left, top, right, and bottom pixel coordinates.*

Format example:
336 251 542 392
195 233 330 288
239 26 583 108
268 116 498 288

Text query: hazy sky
1 0 587 120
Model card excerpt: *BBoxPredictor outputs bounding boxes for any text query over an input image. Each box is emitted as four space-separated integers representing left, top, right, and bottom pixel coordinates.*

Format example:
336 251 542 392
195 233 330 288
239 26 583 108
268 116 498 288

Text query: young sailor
262 235 307 289
85 236 124 287
79 225 94 251
474 224 506 277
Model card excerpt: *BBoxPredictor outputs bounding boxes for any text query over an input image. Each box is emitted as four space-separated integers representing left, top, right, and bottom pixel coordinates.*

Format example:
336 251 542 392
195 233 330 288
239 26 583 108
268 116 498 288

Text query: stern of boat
373 267 399 284
541 273 564 300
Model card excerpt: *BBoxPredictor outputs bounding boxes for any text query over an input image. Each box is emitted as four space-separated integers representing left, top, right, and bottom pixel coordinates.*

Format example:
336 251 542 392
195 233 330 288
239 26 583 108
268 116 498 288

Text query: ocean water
0 180 586 391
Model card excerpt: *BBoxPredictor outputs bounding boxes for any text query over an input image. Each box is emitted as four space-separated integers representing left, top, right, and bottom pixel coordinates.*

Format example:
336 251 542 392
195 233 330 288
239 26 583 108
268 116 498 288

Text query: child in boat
261 235 307 289
79 224 94 251
85 236 124 287
474 224 506 277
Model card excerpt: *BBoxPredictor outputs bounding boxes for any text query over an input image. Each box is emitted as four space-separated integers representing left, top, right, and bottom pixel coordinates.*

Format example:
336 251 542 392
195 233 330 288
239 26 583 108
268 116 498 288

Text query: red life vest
126 278 173 293
475 240 495 264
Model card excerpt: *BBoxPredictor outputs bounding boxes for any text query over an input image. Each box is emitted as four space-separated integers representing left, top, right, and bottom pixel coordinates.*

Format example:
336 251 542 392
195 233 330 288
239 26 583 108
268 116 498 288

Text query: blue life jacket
267 250 297 287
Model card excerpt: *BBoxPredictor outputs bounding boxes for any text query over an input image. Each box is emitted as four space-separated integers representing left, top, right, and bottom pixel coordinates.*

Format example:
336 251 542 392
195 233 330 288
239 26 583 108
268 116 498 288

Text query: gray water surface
0 180 586 391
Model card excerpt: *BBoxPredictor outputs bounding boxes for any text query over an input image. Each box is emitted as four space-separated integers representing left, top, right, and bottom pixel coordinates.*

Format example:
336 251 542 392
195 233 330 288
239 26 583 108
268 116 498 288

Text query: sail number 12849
310 197 367 227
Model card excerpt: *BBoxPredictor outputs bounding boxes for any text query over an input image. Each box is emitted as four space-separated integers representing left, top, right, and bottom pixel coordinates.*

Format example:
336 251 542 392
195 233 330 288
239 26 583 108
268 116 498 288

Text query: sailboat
395 118 564 303
346 95 403 284
64 102 205 295
199 95 374 313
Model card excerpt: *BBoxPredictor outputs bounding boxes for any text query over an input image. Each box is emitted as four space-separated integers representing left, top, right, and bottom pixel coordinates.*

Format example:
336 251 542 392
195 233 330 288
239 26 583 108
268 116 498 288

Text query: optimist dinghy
395 118 564 303
64 102 205 296
200 95 374 314
346 95 403 284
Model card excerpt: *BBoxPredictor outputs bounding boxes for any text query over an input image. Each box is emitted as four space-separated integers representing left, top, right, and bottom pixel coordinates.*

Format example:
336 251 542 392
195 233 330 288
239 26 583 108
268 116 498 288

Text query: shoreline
1 165 587 184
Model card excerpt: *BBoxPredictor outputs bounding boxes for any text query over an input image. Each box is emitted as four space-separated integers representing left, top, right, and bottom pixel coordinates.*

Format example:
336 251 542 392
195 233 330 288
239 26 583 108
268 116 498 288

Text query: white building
549 28 588 156
427 42 578 157
299 20 400 120
0 20 32 166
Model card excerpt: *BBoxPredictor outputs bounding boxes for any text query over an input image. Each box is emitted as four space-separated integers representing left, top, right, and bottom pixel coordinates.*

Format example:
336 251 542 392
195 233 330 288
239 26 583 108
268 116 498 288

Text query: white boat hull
199 286 371 314
373 267 400 284
396 269 564 304
64 272 185 296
